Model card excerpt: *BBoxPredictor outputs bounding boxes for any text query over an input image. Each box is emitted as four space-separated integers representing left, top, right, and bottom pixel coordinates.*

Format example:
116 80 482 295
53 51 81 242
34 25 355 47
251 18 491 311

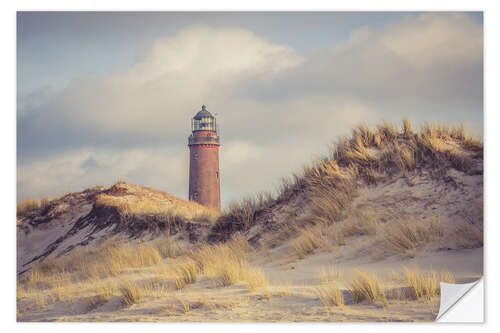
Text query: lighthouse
188 105 221 210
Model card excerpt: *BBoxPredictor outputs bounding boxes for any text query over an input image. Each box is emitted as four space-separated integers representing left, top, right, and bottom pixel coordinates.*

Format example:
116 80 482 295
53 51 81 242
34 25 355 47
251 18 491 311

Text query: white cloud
380 13 482 69
18 148 189 201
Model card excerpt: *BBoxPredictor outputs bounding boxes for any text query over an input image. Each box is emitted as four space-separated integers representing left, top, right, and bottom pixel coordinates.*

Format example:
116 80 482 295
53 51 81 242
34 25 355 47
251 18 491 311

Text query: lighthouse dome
193 105 214 120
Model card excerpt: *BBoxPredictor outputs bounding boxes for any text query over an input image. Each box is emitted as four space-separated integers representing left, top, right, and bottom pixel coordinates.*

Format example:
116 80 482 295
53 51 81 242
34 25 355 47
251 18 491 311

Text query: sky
17 12 483 207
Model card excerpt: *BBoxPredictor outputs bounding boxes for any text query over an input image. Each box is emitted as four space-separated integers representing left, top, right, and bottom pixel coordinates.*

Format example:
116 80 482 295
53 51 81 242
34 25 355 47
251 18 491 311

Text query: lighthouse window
216 171 219 179
194 191 198 200
194 152 198 160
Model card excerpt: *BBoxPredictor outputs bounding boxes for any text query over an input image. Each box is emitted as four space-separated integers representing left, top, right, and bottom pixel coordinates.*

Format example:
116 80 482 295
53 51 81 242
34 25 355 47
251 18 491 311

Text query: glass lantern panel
200 117 214 130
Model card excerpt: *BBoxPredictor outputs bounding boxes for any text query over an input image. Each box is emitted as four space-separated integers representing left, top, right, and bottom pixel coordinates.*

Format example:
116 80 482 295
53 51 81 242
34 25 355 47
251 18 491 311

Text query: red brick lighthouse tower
188 105 221 210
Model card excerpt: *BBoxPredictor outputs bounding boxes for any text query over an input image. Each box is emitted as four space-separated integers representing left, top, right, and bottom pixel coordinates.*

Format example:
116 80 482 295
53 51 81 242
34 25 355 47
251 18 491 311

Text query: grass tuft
403 267 455 299
86 294 110 312
173 259 200 290
290 226 328 259
314 283 344 308
319 266 342 283
244 267 268 292
119 280 169 306
153 238 185 258
348 271 387 305
383 217 444 254
17 198 41 215
119 281 143 306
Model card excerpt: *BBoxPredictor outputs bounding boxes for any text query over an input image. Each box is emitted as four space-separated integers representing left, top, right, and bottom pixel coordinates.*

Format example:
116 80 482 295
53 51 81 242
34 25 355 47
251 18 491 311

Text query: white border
3 0 498 331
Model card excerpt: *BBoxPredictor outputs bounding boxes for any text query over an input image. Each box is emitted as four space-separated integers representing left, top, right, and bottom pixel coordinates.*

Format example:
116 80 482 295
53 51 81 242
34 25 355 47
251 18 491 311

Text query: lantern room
192 105 217 133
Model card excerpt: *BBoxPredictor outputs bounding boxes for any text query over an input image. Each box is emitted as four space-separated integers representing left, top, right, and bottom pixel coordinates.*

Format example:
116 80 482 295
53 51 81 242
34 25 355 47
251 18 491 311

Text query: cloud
18 26 303 155
17 148 189 201
241 13 482 108
80 156 100 171
17 13 483 205
380 13 482 69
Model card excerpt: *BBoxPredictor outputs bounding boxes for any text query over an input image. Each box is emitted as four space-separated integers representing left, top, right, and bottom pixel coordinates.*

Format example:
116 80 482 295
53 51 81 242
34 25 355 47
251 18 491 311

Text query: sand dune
17 121 483 322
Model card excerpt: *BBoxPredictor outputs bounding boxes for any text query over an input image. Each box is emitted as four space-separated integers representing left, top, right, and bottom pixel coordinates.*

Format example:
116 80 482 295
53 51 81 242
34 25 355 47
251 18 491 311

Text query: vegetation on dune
209 119 482 268
152 237 186 258
382 217 444 254
119 280 169 306
453 200 483 249
319 266 343 283
17 182 220 227
95 182 220 224
86 294 111 312
209 194 275 241
290 224 344 259
314 283 345 308
402 267 455 300
172 259 200 290
454 220 483 249
348 271 387 305
185 235 267 291
22 237 180 284
16 230 465 318
17 196 52 216
210 120 482 242
289 210 450 260
18 235 268 314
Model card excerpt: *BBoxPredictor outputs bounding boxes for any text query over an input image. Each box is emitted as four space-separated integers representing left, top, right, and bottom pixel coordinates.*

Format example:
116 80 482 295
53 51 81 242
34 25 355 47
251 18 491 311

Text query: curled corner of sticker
436 278 484 322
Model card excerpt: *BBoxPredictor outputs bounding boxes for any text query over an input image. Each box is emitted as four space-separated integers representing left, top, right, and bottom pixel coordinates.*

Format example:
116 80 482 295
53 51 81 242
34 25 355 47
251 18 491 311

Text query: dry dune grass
319 266 343 283
290 223 345 259
19 267 72 295
93 280 118 299
23 257 171 310
187 236 268 291
15 181 219 226
86 294 111 311
17 196 52 216
454 221 483 249
151 237 186 259
19 274 108 311
314 266 345 307
382 217 444 254
305 169 358 226
290 226 328 259
289 212 444 259
289 209 472 260
119 280 169 306
119 281 144 306
243 267 268 292
18 234 269 314
27 238 168 282
211 193 275 239
211 120 482 249
162 294 252 314
173 259 200 289
402 267 455 300
17 198 40 215
96 183 220 224
288 208 375 259
341 210 378 237
74 241 163 279
17 236 467 320
348 271 387 305
453 201 483 249
314 283 344 308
